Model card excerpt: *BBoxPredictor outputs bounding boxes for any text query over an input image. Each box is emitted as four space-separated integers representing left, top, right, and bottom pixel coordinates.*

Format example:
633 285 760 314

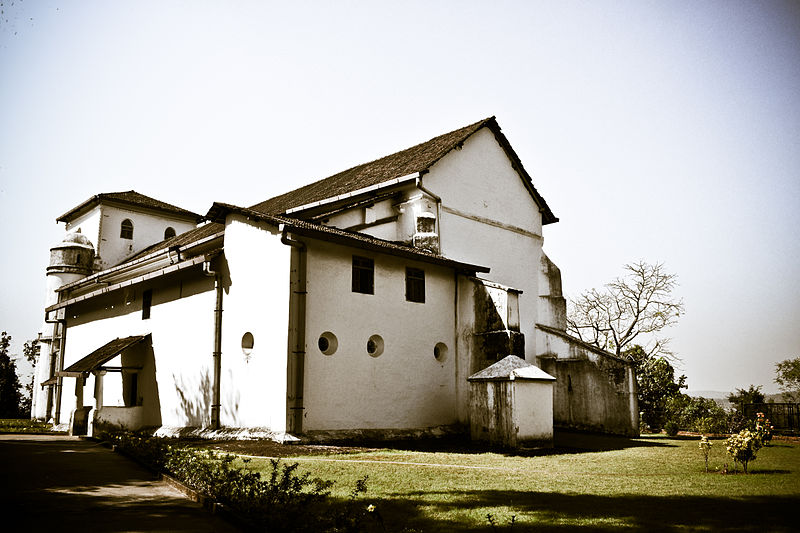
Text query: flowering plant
754 412 773 445
698 436 712 472
725 429 763 473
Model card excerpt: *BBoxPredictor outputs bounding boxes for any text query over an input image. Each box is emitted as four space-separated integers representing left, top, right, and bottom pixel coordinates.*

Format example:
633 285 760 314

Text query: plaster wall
421 127 545 359
301 239 458 431
322 191 416 244
512 380 554 446
219 216 292 432
538 329 638 436
63 209 102 261
57 268 216 427
66 204 197 271
468 380 553 448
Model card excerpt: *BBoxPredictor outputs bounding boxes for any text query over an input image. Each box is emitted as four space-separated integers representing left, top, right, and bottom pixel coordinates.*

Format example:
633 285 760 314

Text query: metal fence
743 403 800 435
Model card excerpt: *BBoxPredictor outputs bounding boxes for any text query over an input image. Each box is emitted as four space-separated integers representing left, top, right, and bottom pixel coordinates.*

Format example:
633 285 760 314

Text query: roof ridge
248 117 496 216
57 190 202 223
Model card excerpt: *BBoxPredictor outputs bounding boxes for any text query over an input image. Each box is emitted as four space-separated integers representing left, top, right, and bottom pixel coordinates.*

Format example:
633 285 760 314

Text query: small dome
62 231 94 247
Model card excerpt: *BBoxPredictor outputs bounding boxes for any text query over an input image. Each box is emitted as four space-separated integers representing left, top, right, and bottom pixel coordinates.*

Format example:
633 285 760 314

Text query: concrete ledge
301 424 465 444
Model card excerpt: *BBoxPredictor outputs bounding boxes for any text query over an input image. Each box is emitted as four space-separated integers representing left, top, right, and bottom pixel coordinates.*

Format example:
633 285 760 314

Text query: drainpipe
453 271 461 423
416 175 443 249
281 229 307 435
44 310 67 425
203 259 223 430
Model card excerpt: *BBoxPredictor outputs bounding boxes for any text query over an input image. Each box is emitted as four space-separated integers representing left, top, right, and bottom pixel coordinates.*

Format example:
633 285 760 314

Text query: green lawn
236 432 800 532
0 418 60 434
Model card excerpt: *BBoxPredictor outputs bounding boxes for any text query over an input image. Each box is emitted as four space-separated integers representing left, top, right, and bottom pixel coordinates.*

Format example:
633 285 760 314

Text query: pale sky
1 1 798 394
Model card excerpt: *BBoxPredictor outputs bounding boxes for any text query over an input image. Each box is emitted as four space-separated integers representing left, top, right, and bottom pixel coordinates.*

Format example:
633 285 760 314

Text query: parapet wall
536 324 639 436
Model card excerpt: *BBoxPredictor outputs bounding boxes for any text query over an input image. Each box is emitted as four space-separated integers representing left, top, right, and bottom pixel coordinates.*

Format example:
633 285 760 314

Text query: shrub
664 421 679 436
98 430 377 532
698 436 712 472
725 429 763 473
755 412 773 445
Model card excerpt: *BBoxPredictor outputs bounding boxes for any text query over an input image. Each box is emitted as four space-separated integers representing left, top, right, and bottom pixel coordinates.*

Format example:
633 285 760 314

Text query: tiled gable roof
248 117 556 224
57 190 202 223
250 117 493 216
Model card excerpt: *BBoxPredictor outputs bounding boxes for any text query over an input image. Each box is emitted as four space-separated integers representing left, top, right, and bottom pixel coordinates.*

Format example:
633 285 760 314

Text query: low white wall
512 380 554 446
90 406 147 435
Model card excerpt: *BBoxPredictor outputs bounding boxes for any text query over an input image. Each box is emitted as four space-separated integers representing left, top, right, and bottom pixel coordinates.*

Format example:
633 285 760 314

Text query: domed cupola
48 230 96 275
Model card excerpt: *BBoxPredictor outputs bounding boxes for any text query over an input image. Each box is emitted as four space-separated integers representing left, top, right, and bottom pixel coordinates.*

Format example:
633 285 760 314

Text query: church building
32 117 638 447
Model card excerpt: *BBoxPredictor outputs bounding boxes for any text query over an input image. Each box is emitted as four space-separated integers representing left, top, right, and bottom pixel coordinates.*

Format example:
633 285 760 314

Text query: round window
318 332 338 355
367 334 384 357
434 342 448 362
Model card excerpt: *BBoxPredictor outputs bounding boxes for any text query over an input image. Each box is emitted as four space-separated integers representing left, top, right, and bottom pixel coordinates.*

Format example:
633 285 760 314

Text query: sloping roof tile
62 335 149 373
249 117 557 224
57 191 202 223
121 222 224 264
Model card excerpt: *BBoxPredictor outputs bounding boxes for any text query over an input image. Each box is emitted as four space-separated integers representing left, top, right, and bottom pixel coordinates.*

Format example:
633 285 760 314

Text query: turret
32 231 96 421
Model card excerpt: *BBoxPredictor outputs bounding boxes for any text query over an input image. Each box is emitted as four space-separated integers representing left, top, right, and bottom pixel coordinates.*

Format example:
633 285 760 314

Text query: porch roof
62 335 149 374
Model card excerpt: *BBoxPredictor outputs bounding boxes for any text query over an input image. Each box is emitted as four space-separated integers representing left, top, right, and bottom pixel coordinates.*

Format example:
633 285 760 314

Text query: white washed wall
59 271 216 427
302 239 458 431
422 128 545 359
219 216 292 432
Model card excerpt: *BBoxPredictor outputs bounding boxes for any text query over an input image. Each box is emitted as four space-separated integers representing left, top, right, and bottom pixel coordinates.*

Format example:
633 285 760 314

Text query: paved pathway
0 434 241 533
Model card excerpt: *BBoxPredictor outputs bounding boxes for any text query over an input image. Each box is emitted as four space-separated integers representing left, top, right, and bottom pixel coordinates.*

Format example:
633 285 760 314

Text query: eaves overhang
55 228 224 294
46 250 221 313
207 202 490 274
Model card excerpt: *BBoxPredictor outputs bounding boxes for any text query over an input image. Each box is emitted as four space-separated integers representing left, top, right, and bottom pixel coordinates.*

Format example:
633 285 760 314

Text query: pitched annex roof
207 202 490 274
467 355 556 382
61 335 149 374
57 190 202 223
249 117 558 224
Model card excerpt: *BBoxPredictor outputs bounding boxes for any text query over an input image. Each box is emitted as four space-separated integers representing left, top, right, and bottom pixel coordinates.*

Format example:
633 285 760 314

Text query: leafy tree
567 261 684 359
727 385 765 410
665 394 727 434
775 357 800 402
0 332 24 418
629 345 686 430
18 339 39 417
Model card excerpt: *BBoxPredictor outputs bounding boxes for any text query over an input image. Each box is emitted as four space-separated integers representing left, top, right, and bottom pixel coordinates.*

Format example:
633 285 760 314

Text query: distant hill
686 390 732 409
686 390 790 410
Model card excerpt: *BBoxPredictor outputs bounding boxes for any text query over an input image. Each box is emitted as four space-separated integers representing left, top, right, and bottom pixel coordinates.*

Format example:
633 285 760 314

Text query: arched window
164 227 176 239
120 219 134 240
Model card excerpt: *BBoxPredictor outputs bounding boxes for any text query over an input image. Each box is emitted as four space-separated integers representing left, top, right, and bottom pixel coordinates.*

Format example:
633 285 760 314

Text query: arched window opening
120 219 134 240
164 227 176 239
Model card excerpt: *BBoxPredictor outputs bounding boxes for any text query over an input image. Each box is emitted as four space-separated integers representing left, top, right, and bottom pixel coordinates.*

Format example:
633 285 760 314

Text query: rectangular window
352 256 374 294
126 373 139 407
142 289 152 319
406 267 425 303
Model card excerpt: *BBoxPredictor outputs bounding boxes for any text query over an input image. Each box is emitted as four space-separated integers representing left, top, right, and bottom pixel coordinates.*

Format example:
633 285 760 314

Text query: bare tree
567 261 684 360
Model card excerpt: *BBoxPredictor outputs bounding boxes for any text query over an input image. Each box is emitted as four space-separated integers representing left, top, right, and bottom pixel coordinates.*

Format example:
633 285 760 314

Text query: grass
228 432 800 532
0 418 60 434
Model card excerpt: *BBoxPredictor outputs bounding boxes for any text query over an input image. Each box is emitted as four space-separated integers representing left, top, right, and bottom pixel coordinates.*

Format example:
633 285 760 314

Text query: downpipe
203 260 223 430
281 229 307 435
44 310 66 425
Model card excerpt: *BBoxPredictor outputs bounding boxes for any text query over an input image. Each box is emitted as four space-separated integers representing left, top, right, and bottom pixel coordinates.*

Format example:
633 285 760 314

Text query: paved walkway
0 434 241 533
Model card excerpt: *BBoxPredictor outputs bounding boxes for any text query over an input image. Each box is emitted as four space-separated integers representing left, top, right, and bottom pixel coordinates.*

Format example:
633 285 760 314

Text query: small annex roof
206 202 490 274
468 355 556 382
60 335 150 375
249 117 558 225
57 191 202 223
